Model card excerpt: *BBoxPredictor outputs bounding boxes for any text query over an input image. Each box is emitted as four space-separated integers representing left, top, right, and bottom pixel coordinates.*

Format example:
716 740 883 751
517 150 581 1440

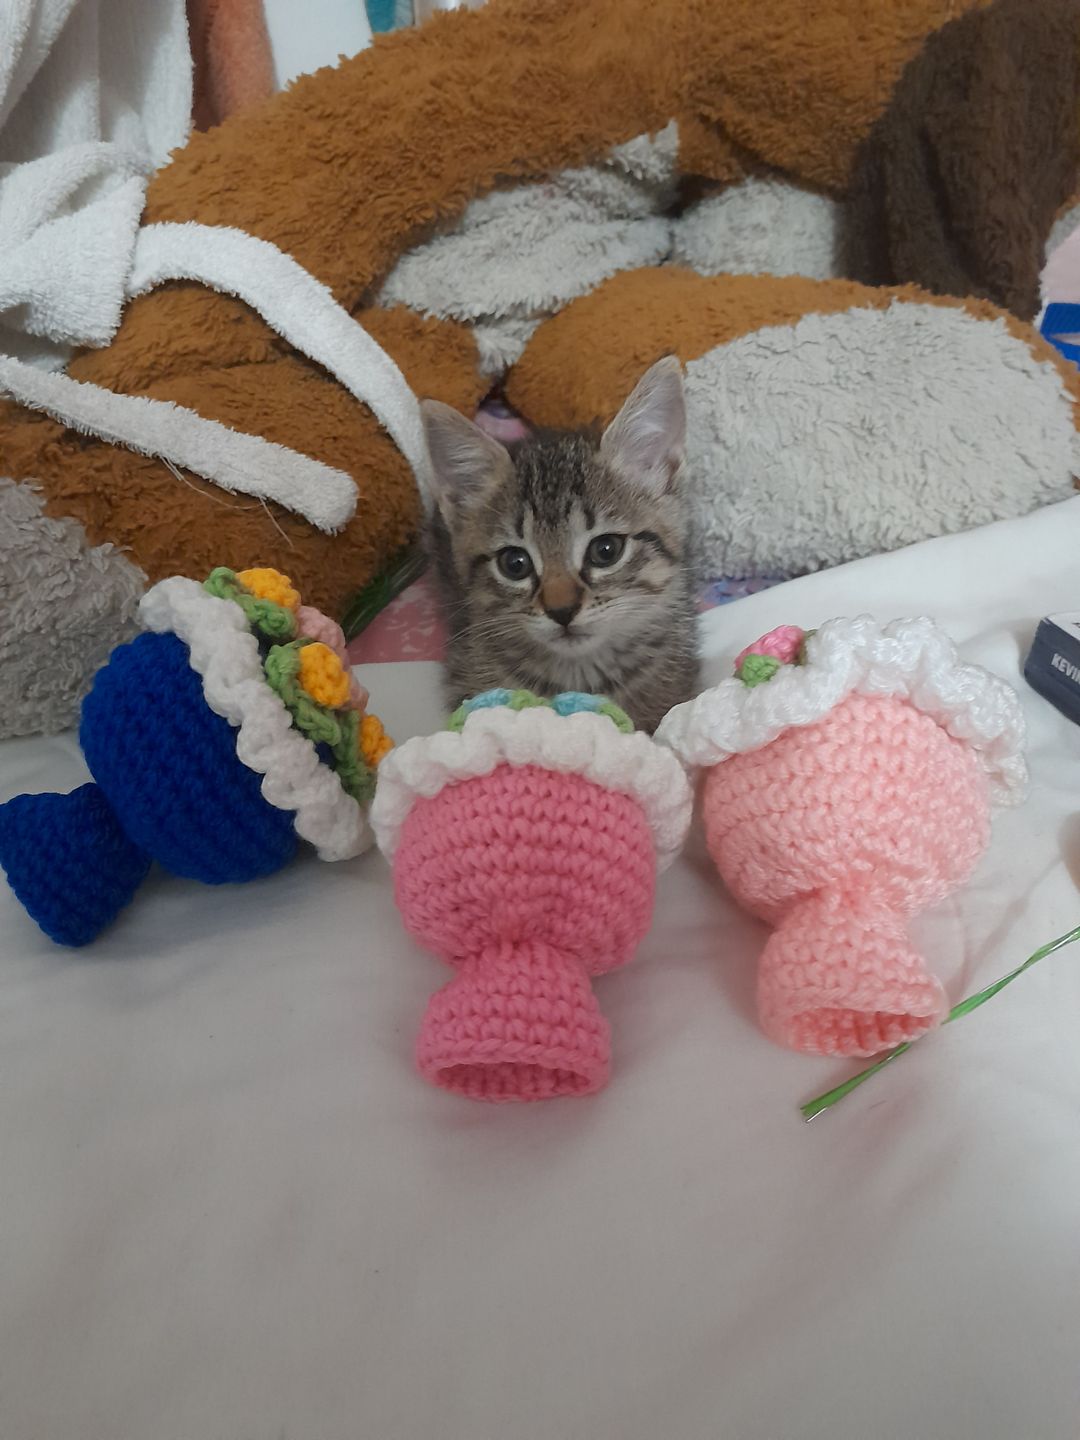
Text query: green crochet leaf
204 567 297 641
332 707 377 807
737 654 781 688
264 640 344 748
262 642 376 806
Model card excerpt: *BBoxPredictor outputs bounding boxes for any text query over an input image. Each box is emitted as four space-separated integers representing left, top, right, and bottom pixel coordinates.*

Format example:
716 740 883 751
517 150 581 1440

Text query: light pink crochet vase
703 692 990 1056
393 764 657 1101
657 617 1027 1061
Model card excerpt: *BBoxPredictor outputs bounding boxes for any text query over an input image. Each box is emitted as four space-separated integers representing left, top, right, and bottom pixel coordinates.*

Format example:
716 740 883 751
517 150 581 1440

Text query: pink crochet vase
703 693 988 1055
394 765 656 1100
372 694 693 1101
656 617 1027 1059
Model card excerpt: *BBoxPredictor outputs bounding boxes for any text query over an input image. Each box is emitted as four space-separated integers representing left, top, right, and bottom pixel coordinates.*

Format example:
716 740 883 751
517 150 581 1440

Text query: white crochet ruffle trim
371 704 694 870
139 577 373 861
655 615 1027 806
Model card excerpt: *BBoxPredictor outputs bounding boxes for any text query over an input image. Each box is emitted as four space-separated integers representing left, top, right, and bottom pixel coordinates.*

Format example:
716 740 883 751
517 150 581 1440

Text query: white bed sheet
3 498 1080 1439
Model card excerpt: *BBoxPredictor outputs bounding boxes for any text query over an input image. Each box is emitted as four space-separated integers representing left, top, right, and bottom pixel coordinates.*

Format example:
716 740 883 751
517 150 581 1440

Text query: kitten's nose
545 601 581 630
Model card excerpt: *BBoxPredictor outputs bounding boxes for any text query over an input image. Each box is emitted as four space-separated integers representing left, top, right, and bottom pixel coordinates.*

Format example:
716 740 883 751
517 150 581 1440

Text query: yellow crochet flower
297 642 351 708
359 712 393 766
237 567 300 611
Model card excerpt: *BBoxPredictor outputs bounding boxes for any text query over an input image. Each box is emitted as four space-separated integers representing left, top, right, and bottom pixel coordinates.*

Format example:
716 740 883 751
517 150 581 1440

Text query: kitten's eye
495 546 535 582
585 534 626 569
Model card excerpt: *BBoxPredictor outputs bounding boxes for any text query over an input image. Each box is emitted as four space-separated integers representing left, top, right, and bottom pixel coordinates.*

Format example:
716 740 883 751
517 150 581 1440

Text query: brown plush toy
845 0 1080 322
2 0 1077 739
505 267 1080 580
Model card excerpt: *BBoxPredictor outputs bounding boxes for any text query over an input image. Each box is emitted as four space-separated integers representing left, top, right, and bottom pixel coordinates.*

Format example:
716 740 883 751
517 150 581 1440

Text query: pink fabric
702 693 991 1057
392 764 657 1101
296 604 369 711
345 396 522 668
344 575 446 666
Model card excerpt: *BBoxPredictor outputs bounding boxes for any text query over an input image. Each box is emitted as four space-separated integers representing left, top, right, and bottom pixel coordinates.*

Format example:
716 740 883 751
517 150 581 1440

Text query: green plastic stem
800 922 1080 1122
341 544 428 641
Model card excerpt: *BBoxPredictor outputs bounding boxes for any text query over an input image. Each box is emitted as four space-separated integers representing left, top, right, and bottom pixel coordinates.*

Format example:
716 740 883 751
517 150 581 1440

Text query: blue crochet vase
0 632 297 947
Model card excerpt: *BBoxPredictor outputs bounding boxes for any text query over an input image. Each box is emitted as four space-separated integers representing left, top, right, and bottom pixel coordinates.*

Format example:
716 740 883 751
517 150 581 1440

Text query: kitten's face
423 355 689 676
442 432 684 661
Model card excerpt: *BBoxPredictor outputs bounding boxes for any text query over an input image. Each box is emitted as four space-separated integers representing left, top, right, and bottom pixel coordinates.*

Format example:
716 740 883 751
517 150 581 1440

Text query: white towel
0 221 431 532
0 8 428 533
0 0 192 369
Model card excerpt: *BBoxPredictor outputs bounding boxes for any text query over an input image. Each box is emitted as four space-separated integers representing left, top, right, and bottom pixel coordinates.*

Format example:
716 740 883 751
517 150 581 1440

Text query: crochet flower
205 567 393 808
734 625 807 687
298 642 352 708
296 603 369 712
448 688 635 734
359 713 393 766
236 566 300 612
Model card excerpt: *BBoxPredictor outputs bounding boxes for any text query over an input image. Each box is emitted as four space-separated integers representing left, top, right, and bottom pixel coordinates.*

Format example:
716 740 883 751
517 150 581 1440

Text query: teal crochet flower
448 689 634 733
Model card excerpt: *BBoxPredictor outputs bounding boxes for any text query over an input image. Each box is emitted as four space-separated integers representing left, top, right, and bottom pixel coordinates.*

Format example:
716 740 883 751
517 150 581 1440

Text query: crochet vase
0 567 391 946
372 691 693 1101
657 618 1027 1058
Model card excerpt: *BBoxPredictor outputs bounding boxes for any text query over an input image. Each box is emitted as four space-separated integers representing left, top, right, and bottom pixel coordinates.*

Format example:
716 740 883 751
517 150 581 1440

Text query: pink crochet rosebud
657 617 1027 1059
371 702 692 1101
734 624 805 670
295 603 368 712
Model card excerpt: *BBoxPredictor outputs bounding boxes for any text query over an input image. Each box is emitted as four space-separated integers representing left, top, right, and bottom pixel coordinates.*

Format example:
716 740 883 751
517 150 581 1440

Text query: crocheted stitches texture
0 784 152 946
396 766 657 1100
655 614 1027 804
371 704 693 869
139 577 372 860
703 693 988 1056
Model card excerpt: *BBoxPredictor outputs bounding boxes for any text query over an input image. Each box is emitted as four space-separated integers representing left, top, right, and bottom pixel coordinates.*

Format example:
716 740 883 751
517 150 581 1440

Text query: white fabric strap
0 221 432 532
130 222 432 506
0 354 357 532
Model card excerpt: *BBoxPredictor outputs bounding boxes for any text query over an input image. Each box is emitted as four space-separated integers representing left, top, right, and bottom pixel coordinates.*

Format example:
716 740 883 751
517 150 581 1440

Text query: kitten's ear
421 399 512 516
600 354 686 495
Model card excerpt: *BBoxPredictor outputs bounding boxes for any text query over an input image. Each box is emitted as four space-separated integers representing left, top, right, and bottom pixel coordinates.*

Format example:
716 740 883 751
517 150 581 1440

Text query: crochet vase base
432 1061 601 1103
417 939 611 1102
757 891 948 1058
0 783 151 946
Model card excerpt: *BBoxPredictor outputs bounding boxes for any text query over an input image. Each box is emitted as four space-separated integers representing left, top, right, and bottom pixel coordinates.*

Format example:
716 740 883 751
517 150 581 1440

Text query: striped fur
423 360 699 732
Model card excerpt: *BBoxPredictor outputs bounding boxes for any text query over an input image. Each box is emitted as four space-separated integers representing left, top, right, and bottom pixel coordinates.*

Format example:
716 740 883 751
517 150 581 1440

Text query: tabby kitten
420 356 699 733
